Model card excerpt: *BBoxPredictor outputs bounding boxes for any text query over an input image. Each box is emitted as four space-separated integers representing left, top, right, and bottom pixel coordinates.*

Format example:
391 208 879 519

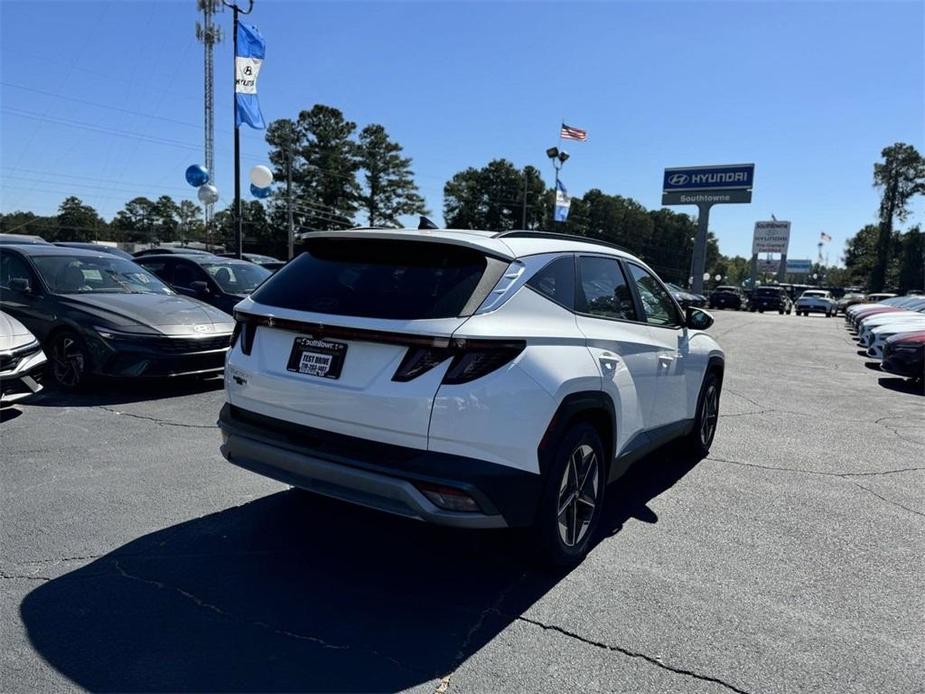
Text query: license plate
286 336 347 379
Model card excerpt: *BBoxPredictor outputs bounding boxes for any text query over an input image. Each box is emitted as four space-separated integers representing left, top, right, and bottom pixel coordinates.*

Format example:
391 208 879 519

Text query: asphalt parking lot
1 310 922 694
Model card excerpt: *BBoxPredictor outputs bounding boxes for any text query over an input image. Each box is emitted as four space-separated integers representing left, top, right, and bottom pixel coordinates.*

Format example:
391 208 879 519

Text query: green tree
870 143 925 291
844 223 898 288
356 124 427 227
56 196 105 241
153 195 179 242
0 210 58 240
444 159 546 231
897 226 924 293
266 105 360 230
176 200 204 242
113 197 157 244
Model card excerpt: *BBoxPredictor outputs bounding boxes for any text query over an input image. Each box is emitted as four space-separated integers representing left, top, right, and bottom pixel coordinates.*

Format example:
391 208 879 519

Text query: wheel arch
538 391 616 478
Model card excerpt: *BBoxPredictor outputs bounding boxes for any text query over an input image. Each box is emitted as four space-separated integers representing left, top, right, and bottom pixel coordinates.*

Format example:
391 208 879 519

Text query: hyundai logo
668 173 689 186
193 324 212 334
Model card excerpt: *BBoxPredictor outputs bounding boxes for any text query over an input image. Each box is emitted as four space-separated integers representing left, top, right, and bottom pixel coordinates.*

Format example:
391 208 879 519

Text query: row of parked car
844 294 925 386
0 234 283 402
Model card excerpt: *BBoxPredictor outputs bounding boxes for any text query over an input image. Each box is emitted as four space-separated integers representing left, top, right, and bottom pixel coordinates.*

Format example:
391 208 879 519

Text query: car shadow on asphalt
0 405 23 423
19 443 704 692
26 376 224 408
877 376 924 396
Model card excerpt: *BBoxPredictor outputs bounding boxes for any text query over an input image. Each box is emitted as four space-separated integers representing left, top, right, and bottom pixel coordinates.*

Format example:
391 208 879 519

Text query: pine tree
356 124 427 227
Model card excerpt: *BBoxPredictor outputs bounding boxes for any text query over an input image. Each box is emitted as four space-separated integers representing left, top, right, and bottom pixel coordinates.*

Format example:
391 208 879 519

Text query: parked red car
881 331 925 383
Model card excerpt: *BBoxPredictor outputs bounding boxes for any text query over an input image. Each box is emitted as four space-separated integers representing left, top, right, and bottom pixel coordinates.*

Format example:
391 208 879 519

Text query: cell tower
196 0 223 234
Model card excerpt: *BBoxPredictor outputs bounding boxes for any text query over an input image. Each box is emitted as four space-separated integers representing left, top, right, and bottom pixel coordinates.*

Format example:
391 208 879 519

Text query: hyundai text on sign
752 221 791 255
663 164 755 192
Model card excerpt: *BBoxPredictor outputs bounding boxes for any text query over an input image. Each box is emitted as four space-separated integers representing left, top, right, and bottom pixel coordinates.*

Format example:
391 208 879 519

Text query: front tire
47 330 90 390
687 372 721 457
531 423 605 567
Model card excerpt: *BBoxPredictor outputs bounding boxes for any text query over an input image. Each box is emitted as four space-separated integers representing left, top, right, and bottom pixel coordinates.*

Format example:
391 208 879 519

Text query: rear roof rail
493 230 631 255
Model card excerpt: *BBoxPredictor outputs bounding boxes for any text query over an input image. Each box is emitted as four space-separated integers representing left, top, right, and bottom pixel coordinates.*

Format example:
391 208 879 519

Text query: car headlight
93 325 157 340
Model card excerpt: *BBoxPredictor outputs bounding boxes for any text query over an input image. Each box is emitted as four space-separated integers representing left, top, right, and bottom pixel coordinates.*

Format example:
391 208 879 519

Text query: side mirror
9 278 31 294
189 280 210 295
685 306 714 330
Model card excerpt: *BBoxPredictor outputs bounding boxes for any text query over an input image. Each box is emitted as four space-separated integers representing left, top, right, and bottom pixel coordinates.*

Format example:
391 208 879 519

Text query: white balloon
250 165 273 188
197 184 219 205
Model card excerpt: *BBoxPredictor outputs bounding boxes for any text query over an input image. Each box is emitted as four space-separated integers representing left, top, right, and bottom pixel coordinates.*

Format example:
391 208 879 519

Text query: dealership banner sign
756 259 780 274
786 259 812 274
752 221 791 255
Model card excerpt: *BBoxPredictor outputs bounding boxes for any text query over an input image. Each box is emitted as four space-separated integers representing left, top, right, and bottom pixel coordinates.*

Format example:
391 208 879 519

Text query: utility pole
521 168 529 229
223 0 253 260
196 0 222 248
286 147 294 259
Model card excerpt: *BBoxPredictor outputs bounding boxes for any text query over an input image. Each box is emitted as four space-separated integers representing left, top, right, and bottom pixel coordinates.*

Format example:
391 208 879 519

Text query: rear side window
577 256 637 321
251 238 503 320
527 256 575 310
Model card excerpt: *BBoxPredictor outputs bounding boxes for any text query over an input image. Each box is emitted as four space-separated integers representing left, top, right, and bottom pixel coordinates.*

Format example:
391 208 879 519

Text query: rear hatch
226 235 510 449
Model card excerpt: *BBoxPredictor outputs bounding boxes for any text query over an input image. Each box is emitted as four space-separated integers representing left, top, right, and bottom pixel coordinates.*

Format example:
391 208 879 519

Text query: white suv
218 229 725 564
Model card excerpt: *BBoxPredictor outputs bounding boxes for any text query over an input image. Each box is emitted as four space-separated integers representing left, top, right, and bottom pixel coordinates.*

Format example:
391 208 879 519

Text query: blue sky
1 0 923 262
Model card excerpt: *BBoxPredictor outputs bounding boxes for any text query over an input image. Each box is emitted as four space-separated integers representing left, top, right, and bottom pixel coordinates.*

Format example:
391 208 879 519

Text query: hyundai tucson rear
218 230 724 564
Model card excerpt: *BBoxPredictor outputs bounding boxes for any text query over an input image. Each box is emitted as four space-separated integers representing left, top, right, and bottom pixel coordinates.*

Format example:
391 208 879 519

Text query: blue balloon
185 164 209 187
250 183 271 199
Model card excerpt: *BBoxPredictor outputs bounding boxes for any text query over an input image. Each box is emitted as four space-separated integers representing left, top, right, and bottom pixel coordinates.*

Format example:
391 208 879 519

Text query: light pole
546 146 569 226
222 0 254 260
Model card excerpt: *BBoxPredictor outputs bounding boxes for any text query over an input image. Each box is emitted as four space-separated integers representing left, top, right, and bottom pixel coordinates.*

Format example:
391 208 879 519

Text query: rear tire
531 422 605 568
686 371 721 457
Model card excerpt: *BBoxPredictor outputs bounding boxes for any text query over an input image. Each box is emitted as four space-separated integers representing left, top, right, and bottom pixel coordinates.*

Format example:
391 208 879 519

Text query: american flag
560 123 588 141
820 232 832 242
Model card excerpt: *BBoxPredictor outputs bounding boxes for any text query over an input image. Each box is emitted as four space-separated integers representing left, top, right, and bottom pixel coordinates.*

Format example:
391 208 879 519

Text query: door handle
658 354 675 367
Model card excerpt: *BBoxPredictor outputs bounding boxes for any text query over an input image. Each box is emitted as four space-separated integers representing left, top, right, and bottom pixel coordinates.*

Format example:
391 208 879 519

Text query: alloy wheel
700 383 719 447
51 334 86 387
557 443 599 547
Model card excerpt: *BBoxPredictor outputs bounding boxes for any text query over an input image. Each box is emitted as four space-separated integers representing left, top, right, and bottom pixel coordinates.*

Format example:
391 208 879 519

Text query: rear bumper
217 404 543 529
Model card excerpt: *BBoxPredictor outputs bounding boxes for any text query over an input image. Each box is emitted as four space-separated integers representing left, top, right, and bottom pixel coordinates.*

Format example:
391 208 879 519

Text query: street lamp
546 147 570 225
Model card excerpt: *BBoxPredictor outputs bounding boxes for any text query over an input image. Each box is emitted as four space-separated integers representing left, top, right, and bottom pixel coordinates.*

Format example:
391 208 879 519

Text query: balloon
249 164 273 188
197 184 219 205
250 183 271 199
185 164 209 187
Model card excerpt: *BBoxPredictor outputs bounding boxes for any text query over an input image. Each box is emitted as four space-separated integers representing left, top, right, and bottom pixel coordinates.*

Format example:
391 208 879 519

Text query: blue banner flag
554 180 571 222
235 23 266 129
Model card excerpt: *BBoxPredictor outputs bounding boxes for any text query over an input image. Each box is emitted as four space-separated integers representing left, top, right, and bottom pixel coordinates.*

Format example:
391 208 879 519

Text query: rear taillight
231 315 256 355
443 341 525 384
393 347 452 382
391 339 525 384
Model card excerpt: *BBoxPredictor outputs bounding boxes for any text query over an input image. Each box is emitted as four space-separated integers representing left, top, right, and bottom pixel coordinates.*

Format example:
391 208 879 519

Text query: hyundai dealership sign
662 163 755 205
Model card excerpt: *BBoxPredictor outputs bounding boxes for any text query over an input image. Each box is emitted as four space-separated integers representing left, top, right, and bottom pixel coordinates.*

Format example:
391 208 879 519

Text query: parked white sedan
0 310 46 404
795 290 836 317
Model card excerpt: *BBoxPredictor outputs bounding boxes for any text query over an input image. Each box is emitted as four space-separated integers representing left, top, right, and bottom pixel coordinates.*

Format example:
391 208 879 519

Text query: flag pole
223 0 253 260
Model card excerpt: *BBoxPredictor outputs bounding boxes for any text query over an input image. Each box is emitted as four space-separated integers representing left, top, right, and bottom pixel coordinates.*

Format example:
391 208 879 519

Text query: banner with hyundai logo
554 180 571 222
663 164 755 192
235 23 266 130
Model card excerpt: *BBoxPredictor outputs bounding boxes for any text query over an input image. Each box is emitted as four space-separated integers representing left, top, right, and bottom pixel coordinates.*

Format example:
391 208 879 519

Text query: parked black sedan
134 254 271 315
0 245 234 388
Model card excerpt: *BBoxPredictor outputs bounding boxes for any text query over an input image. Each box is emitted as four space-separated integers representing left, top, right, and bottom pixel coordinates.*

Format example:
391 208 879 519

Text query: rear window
251 238 504 319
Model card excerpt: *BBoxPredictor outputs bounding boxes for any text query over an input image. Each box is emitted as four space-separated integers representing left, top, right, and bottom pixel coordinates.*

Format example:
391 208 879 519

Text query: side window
0 253 37 291
577 256 637 321
626 263 681 327
172 261 203 288
139 260 172 284
526 256 575 310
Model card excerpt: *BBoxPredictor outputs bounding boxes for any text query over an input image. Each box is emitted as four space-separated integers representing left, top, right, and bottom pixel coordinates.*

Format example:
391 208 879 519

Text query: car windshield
31 255 173 295
200 261 271 294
